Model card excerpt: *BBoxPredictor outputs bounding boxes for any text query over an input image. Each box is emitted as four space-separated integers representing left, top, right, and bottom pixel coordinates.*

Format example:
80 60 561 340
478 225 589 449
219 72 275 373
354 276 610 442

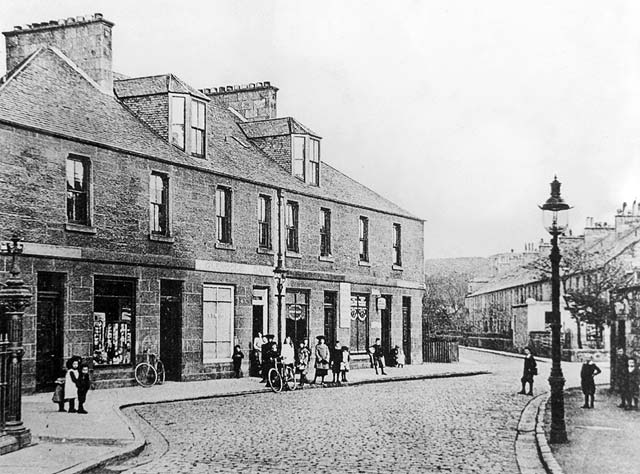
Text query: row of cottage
0 14 425 391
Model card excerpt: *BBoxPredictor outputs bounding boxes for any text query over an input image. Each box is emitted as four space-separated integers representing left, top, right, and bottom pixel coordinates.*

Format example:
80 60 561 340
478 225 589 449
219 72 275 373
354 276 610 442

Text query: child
396 347 405 368
296 341 311 388
340 346 350 383
331 341 342 384
52 375 66 412
64 356 81 413
232 345 244 378
623 357 640 410
76 364 91 414
580 357 601 409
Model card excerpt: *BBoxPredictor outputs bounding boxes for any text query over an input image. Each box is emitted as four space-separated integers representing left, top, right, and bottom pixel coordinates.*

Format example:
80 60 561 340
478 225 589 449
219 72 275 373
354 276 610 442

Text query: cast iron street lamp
274 267 286 347
540 176 571 444
0 234 32 453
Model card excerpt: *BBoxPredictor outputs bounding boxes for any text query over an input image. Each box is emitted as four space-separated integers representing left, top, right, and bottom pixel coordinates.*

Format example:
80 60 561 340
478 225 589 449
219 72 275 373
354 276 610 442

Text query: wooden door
402 297 412 365
36 289 64 391
160 280 182 381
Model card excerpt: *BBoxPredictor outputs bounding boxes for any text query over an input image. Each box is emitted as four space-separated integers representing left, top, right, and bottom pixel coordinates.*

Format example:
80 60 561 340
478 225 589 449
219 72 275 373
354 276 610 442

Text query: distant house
0 14 425 391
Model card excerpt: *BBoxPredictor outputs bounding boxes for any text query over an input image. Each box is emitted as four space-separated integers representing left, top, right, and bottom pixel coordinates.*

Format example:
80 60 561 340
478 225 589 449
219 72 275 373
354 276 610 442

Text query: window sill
215 242 236 251
257 247 274 255
318 255 334 263
392 264 403 271
358 260 371 267
286 251 302 259
149 234 175 243
203 358 232 364
65 223 96 234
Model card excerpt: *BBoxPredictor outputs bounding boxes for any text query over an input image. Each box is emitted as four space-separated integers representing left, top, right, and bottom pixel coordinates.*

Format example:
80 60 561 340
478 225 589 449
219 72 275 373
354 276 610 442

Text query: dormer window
291 134 320 185
293 136 305 180
190 99 206 157
170 96 186 150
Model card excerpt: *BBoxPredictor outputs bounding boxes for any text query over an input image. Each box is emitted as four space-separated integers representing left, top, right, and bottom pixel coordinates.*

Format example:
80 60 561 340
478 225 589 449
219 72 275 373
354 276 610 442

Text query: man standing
616 347 629 408
261 334 276 383
370 338 387 375
518 347 537 395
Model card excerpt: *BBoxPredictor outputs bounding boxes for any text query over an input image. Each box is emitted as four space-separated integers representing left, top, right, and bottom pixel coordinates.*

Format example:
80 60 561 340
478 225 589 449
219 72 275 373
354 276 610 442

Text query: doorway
286 290 309 347
380 295 392 361
36 272 65 391
160 280 182 381
402 296 412 365
323 292 337 348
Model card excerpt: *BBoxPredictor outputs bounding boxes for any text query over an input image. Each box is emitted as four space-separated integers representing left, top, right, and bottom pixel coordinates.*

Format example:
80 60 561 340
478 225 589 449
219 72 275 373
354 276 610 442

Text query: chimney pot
249 83 255 88
256 82 263 87
94 13 104 20
226 86 233 91
13 26 22 30
264 81 270 87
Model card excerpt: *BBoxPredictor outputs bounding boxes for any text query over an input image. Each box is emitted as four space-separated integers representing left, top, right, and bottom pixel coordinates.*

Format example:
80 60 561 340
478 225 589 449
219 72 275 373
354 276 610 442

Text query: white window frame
202 284 235 363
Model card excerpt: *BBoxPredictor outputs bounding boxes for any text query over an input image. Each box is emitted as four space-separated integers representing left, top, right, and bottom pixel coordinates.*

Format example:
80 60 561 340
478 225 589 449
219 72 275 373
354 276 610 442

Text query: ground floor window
93 277 135 366
203 284 234 362
350 294 369 353
286 290 309 347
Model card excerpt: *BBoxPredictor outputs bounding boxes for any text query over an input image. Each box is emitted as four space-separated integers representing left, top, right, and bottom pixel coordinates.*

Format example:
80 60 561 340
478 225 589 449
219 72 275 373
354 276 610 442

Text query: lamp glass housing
542 208 569 235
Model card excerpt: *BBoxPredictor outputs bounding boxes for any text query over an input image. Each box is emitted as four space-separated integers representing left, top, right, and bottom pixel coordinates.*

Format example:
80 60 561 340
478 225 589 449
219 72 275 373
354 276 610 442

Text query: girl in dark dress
76 364 91 414
232 345 244 378
331 341 342 384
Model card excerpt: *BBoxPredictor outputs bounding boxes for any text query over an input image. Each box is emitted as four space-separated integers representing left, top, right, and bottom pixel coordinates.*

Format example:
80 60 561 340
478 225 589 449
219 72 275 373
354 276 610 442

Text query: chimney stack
3 13 114 94
200 82 278 121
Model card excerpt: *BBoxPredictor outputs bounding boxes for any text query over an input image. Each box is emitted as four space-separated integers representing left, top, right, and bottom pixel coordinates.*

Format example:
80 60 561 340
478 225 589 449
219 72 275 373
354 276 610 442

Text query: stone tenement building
0 14 425 390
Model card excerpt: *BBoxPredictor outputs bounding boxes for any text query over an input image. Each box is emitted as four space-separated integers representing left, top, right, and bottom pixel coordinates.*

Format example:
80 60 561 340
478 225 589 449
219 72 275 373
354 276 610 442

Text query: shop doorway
323 292 337 348
160 280 182 381
36 272 65 391
286 290 309 347
402 297 412 364
380 295 392 360
252 288 268 339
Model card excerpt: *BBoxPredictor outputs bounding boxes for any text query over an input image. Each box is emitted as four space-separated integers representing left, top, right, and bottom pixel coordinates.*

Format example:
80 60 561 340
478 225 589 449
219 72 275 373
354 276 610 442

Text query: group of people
52 356 91 414
246 333 405 388
518 346 640 412
615 348 640 410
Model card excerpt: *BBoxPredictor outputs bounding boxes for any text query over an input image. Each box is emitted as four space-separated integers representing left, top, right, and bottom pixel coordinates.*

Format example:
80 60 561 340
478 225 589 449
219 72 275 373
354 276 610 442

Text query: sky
2 0 639 259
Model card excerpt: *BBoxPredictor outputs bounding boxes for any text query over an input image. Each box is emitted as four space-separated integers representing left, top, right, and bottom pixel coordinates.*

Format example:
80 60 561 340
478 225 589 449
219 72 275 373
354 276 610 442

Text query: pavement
0 347 633 474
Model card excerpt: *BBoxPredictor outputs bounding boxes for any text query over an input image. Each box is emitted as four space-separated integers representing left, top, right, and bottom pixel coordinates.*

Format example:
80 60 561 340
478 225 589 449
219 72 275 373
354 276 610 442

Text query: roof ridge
114 73 169 82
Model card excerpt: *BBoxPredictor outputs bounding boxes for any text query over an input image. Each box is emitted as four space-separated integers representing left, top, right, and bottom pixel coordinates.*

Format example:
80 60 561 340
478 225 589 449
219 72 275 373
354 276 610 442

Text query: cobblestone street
98 350 564 474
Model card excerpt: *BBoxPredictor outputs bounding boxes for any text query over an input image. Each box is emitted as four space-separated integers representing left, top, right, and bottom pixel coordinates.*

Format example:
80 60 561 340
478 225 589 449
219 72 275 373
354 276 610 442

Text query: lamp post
0 234 32 453
539 176 571 444
274 267 286 348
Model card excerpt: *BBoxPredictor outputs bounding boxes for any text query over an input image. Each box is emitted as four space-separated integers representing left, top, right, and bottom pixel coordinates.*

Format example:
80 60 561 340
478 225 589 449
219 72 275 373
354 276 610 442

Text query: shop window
350 294 369 353
203 284 234 362
93 277 135 366
286 290 309 347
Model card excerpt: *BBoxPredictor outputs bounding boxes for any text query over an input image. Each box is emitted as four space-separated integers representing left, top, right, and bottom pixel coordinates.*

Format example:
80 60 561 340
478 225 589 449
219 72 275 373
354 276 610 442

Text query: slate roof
114 74 209 101
239 117 320 139
0 46 420 221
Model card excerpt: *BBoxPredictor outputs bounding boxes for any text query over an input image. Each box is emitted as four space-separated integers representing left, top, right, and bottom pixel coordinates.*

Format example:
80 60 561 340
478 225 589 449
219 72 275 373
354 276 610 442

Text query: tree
527 242 634 348
423 273 470 334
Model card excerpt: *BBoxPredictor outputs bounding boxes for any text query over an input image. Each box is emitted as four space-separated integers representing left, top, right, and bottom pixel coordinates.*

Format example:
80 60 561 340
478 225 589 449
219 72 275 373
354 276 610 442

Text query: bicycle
134 349 165 387
267 357 296 393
